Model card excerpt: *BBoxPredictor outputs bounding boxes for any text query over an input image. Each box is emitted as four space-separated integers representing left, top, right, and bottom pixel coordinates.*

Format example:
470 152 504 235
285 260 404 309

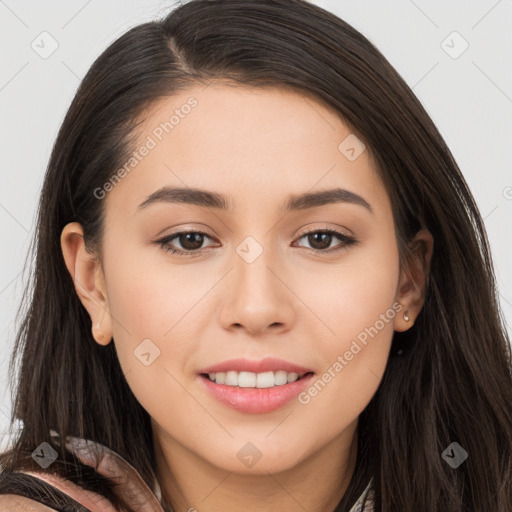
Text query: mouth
196 358 316 414
200 370 315 388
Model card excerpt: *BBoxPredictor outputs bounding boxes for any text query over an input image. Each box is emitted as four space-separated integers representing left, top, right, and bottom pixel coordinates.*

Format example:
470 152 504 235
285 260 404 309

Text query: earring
403 311 410 322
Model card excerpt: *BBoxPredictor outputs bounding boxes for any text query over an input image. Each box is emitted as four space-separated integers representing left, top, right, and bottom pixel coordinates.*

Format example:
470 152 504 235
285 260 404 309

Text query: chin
200 440 310 476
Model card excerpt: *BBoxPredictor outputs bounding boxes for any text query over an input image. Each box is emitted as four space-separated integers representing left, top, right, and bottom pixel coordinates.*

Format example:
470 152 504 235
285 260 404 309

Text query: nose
217 244 295 337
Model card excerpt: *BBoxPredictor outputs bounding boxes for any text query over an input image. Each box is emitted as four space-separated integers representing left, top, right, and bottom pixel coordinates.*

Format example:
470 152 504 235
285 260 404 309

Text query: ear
60 222 113 345
393 227 434 332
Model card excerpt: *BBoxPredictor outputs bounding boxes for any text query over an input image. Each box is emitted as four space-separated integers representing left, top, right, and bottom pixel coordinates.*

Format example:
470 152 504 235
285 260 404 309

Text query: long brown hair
1 0 511 510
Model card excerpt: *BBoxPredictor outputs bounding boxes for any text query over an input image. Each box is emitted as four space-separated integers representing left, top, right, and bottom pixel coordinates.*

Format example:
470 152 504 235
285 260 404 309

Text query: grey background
1 0 511 450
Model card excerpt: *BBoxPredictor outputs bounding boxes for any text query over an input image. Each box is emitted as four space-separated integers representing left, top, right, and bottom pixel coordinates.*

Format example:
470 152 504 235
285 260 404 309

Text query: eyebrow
137 186 373 215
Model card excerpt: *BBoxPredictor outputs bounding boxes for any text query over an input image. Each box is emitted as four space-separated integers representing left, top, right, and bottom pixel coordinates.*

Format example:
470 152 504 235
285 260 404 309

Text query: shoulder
0 470 119 512
1 434 164 511
0 494 57 511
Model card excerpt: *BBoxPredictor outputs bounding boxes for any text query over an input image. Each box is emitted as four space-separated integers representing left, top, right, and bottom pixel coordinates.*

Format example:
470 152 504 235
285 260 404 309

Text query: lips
197 357 316 414
197 356 313 375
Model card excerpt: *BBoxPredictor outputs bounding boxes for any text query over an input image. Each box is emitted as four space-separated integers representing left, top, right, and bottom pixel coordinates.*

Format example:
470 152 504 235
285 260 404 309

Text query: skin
61 83 433 512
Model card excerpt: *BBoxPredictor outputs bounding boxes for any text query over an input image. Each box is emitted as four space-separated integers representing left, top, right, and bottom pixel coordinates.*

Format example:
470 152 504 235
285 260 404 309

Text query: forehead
104 83 388 218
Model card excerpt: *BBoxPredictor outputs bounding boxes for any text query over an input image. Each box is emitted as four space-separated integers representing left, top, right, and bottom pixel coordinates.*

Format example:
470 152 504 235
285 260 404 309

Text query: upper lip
198 357 314 375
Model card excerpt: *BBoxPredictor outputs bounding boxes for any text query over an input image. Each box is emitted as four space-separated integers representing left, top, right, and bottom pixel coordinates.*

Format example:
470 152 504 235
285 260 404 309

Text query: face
63 83 427 477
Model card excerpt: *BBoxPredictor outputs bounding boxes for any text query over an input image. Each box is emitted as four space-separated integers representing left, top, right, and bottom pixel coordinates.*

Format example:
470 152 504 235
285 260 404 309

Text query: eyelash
155 227 358 257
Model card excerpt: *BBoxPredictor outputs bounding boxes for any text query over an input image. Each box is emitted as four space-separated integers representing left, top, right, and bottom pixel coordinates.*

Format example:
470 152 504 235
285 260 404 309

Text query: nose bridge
217 232 294 334
234 233 280 298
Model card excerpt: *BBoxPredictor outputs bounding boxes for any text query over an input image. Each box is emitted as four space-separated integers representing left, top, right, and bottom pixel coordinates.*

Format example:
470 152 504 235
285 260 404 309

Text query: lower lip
198 373 315 414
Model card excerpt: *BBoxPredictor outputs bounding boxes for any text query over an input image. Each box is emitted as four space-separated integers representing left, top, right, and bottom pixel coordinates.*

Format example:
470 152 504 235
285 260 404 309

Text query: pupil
310 232 331 250
181 233 203 250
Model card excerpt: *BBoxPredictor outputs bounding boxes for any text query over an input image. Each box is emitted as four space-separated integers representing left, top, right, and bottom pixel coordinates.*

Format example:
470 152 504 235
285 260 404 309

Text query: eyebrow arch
137 186 373 215
284 188 373 214
138 187 232 211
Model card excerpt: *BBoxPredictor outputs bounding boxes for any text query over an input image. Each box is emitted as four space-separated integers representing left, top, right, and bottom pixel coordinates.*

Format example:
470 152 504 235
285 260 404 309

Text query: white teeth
287 372 299 382
225 371 238 386
274 370 288 385
256 371 275 388
206 370 305 388
238 371 256 388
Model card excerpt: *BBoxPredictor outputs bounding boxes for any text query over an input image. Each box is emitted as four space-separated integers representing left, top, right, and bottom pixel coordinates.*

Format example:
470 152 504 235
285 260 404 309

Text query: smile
198 369 315 414
202 370 312 388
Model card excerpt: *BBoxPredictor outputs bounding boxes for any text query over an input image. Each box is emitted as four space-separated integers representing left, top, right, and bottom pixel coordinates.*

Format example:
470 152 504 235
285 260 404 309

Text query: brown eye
295 228 357 253
156 231 216 255
305 232 333 250
175 232 206 251
155 228 357 257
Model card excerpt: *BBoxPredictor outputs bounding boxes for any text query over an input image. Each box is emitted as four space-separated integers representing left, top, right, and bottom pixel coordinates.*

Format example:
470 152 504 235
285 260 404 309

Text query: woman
1 0 511 510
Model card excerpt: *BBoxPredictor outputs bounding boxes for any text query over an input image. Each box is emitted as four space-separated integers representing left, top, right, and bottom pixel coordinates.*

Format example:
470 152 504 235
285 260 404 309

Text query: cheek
100 242 200 396
296 234 399 422
102 236 192 338
299 229 399 345
101 250 201 423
